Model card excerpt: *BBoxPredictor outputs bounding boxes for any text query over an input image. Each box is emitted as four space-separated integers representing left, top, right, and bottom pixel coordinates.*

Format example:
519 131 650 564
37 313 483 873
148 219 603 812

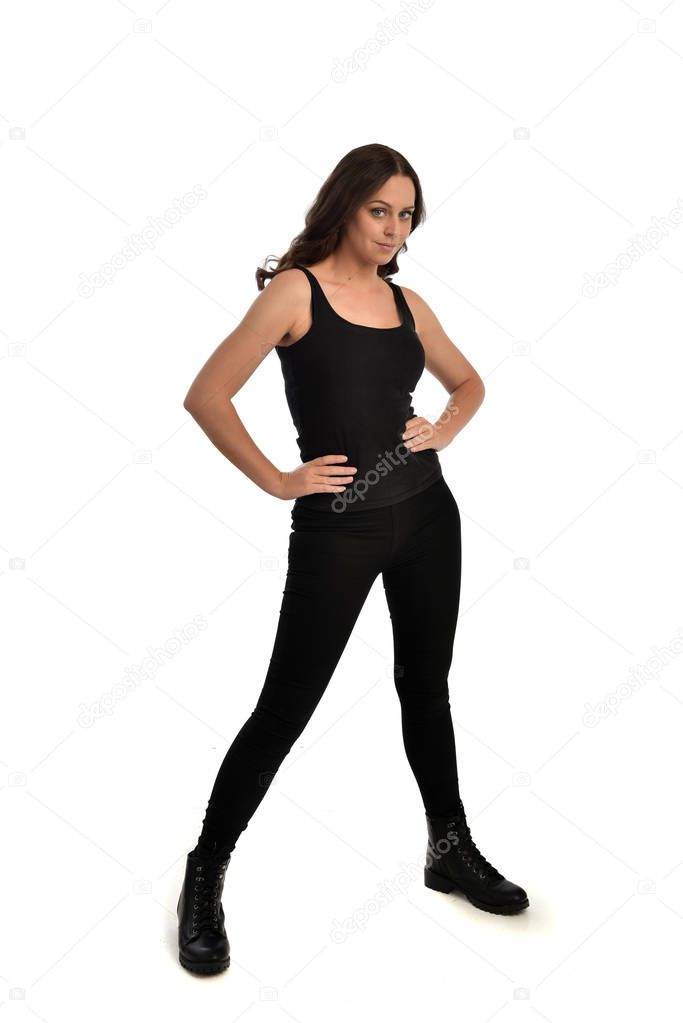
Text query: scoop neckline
294 263 406 332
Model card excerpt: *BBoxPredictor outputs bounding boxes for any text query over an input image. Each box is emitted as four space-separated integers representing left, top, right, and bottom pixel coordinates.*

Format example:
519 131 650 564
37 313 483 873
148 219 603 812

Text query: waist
294 452 443 514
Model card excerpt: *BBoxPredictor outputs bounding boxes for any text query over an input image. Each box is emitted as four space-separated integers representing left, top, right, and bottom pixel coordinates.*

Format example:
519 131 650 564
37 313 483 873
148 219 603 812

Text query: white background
2 0 682 1017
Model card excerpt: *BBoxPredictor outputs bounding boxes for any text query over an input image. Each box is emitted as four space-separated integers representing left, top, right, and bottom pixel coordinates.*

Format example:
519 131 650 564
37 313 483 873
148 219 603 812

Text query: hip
295 451 444 515
291 473 457 535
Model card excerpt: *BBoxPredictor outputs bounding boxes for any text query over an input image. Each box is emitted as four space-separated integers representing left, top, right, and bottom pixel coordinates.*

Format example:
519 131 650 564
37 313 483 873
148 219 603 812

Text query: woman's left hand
402 415 447 453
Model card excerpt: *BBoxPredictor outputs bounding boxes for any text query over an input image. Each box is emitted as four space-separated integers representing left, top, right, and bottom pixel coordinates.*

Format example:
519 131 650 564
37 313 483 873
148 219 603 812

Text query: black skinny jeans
194 475 463 859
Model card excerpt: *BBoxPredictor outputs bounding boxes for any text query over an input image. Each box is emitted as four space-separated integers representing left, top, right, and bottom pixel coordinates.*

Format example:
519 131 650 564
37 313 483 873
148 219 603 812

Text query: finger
314 480 350 492
321 466 357 476
405 423 433 440
404 433 432 449
316 468 355 480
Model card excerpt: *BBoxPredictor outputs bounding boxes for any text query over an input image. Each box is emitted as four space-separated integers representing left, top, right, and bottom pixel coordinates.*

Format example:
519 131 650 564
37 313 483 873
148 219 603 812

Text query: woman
176 143 529 976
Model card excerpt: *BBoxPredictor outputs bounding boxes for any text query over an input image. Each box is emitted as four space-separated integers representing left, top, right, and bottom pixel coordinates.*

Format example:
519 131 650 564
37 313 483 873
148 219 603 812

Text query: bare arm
399 287 485 452
183 270 356 499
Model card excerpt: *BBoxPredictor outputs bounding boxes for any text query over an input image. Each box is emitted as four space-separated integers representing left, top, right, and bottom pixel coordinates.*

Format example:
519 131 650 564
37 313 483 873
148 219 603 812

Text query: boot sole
179 952 230 975
424 866 529 914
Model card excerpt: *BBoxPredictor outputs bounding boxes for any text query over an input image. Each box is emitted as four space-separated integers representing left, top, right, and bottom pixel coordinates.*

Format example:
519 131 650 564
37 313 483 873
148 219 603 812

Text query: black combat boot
177 848 231 974
424 797 529 914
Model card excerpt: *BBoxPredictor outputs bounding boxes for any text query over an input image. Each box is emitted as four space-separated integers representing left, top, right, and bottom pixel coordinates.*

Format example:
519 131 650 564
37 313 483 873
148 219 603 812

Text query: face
344 174 416 264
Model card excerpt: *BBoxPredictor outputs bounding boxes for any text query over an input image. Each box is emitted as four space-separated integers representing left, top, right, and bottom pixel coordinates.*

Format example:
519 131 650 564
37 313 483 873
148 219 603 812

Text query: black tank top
275 263 443 512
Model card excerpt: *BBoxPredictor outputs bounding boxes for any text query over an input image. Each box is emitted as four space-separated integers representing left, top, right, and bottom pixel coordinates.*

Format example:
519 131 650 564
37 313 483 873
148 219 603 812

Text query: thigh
382 483 462 681
258 511 386 719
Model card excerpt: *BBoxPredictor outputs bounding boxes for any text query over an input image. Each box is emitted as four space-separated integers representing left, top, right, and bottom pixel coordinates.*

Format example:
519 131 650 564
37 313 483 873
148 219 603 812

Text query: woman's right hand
277 455 357 500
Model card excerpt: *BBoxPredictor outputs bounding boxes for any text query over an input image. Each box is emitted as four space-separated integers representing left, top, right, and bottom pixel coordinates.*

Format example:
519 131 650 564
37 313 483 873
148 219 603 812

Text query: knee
396 681 451 717
247 700 315 749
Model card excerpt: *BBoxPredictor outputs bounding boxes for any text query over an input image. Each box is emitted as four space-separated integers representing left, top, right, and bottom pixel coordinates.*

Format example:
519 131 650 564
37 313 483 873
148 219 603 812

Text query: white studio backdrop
2 0 682 1018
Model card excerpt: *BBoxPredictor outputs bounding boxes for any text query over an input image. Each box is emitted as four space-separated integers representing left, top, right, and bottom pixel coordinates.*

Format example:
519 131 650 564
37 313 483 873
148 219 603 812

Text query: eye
370 208 414 218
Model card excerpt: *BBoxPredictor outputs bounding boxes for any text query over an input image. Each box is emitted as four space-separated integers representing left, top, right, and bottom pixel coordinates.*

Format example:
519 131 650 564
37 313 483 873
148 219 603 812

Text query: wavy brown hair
255 143 425 291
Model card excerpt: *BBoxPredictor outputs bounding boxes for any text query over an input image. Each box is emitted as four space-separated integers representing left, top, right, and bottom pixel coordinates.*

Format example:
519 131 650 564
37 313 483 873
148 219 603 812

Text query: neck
322 249 387 286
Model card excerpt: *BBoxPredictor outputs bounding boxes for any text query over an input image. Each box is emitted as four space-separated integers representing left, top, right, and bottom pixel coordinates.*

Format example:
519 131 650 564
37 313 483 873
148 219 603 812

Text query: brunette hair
255 143 425 291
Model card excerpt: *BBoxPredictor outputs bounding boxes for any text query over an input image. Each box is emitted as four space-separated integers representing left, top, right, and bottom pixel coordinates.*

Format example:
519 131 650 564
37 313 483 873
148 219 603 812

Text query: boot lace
191 858 228 933
445 814 504 883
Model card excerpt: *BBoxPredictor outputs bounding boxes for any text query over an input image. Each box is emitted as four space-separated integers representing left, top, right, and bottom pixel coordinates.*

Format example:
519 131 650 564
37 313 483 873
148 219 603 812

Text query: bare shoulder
246 267 308 344
262 266 310 302
259 267 312 347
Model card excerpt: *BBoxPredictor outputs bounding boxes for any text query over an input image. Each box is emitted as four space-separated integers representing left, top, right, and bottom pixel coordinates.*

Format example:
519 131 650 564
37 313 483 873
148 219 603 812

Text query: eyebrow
368 199 415 210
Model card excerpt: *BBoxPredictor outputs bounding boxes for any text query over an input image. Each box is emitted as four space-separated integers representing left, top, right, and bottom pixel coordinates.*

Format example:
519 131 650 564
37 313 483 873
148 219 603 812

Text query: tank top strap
292 263 332 327
387 279 415 331
294 263 414 332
